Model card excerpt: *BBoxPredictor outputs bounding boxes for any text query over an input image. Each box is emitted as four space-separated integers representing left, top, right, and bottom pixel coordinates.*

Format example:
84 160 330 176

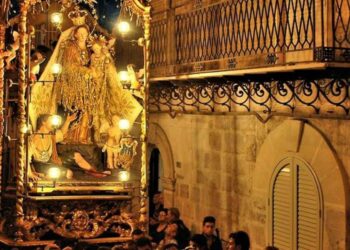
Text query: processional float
0 0 151 247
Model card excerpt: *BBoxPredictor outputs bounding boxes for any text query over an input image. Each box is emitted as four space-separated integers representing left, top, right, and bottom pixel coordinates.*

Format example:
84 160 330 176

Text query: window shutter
297 164 320 250
270 158 322 250
272 165 293 250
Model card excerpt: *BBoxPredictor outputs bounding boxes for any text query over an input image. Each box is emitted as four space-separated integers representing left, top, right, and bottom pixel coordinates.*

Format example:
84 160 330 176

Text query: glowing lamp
118 170 130 182
117 21 130 36
48 167 61 180
119 71 130 82
51 12 63 25
20 124 32 134
51 63 62 76
50 115 62 127
119 119 130 131
119 71 131 89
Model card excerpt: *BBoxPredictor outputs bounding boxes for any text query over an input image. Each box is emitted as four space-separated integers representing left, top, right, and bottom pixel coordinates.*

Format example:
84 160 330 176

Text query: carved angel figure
102 115 121 169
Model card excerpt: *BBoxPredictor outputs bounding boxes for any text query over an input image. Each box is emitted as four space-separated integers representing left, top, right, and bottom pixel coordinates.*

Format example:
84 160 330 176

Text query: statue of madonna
55 24 92 143
29 8 142 145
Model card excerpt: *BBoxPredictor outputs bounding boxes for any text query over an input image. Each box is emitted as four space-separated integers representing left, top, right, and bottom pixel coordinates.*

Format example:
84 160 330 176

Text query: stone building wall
149 113 350 250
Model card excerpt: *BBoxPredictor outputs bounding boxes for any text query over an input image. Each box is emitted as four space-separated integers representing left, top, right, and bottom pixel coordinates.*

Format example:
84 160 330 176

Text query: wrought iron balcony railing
149 70 350 119
150 0 350 78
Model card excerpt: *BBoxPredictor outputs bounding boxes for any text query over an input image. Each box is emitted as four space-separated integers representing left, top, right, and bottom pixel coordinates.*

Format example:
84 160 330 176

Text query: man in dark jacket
201 216 222 250
167 207 191 249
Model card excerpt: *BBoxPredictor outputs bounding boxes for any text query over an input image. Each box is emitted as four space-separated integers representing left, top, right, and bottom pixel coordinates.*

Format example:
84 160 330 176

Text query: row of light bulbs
51 12 131 36
51 63 132 84
22 115 131 134
47 166 130 182
50 10 133 81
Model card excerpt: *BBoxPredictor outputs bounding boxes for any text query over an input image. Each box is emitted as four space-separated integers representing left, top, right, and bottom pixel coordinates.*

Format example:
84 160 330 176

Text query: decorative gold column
139 6 151 231
0 22 5 212
122 0 152 232
15 0 29 241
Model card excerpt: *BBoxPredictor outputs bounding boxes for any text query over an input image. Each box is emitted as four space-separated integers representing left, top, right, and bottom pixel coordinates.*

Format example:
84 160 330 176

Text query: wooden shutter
297 162 320 250
272 164 293 250
271 158 322 250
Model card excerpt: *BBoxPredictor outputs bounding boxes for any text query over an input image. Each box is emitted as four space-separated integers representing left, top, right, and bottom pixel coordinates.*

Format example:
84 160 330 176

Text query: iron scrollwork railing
175 0 315 64
150 19 167 68
149 75 350 118
150 0 350 75
333 0 350 48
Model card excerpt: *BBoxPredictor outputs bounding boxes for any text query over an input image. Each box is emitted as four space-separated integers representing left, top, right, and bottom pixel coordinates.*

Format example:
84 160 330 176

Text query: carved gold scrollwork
8 201 136 240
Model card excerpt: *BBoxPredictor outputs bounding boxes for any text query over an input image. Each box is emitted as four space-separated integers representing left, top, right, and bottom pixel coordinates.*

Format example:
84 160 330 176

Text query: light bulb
51 12 63 25
119 119 130 131
119 71 130 82
118 170 130 182
20 124 31 134
117 21 130 35
51 63 62 75
50 115 62 127
48 167 61 180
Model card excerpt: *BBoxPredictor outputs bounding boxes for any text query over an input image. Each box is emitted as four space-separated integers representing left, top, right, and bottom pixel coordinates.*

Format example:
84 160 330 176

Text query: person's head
152 193 160 204
164 243 179 250
53 239 77 250
97 247 111 250
167 207 180 222
30 51 45 75
158 208 168 223
44 243 60 250
188 234 207 250
132 229 145 242
37 45 52 56
37 114 53 131
75 242 89 250
136 237 152 250
202 216 216 236
74 25 89 42
165 222 178 238
228 231 250 250
91 36 107 54
6 24 19 45
92 43 103 55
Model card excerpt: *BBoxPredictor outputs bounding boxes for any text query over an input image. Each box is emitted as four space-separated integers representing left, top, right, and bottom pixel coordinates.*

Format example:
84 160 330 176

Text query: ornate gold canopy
0 0 152 243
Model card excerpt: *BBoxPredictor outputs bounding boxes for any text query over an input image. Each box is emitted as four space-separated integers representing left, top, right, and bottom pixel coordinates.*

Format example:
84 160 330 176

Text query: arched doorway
148 122 176 207
149 147 163 220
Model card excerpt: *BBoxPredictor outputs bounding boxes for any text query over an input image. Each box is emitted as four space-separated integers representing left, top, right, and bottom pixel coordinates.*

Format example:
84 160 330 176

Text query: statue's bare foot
102 170 112 176
66 169 74 179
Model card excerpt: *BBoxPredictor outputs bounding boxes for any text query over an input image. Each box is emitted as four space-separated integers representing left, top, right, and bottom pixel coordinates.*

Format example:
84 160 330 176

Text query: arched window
269 157 323 250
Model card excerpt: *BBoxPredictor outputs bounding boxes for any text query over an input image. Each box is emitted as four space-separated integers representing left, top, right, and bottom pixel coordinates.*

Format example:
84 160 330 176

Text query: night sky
9 0 123 31
96 0 122 31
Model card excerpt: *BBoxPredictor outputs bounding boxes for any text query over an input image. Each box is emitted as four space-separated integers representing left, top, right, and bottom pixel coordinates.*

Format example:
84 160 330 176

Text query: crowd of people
41 209 251 250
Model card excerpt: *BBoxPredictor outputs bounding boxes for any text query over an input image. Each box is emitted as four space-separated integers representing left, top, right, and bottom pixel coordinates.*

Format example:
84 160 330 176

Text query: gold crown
68 7 88 26
91 35 108 46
